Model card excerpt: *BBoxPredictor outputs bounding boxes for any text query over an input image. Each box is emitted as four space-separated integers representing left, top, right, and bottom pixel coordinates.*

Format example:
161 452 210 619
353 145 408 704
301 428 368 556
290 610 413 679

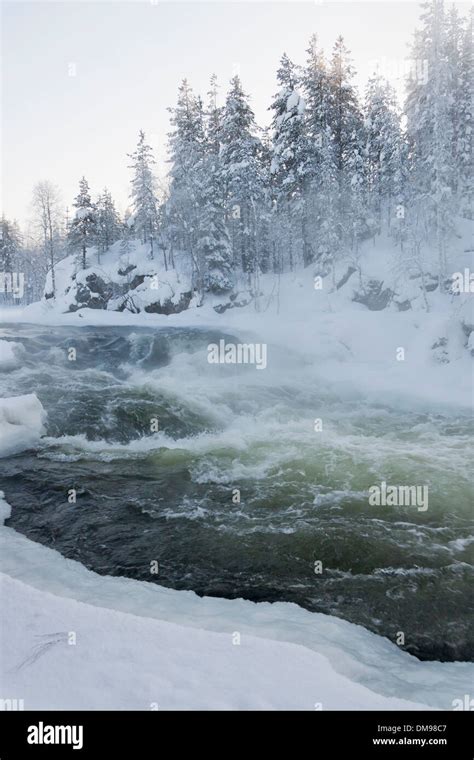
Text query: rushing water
0 322 472 662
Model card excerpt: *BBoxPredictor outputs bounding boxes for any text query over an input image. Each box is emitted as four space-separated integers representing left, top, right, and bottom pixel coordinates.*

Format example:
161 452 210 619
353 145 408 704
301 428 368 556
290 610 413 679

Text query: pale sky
1 0 471 230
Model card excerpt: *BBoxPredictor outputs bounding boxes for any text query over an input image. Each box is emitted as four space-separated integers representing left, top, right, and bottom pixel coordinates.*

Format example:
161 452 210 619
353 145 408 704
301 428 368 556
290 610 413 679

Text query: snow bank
0 571 429 711
0 394 46 458
0 492 472 710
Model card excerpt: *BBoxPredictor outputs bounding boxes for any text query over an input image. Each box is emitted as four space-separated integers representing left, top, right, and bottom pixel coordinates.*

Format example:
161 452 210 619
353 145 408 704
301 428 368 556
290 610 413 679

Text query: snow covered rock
352 279 394 311
0 394 46 458
71 272 115 311
431 336 450 364
467 331 474 356
0 340 23 371
46 242 198 316
213 290 255 314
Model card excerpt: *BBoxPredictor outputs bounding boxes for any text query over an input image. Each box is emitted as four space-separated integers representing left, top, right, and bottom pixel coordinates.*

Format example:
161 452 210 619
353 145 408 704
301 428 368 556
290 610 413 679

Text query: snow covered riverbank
1 261 473 412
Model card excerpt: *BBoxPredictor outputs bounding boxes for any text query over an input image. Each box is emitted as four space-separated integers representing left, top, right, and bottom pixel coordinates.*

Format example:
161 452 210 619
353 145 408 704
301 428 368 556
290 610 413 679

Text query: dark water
0 323 473 661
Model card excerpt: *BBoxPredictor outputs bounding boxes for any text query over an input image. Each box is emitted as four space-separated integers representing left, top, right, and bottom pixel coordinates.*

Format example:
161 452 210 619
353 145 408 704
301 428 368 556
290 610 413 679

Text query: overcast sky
2 0 471 229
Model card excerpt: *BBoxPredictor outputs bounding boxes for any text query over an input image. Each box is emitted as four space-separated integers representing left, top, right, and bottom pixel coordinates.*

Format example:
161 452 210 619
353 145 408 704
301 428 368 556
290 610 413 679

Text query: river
0 322 472 662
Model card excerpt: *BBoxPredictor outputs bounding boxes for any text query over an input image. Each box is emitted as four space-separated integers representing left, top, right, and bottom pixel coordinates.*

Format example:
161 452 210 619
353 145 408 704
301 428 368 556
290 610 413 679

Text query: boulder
352 279 394 311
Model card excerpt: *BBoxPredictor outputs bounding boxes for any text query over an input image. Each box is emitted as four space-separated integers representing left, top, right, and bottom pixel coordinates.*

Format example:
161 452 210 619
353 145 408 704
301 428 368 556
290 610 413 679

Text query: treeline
1 0 472 304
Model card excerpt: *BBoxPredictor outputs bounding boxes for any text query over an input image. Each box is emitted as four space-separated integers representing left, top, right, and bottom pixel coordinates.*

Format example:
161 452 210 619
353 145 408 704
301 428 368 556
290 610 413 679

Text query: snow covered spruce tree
405 0 456 285
96 188 121 260
128 130 159 260
446 5 473 217
302 35 339 273
0 216 21 275
68 177 97 270
0 217 22 303
206 73 223 157
364 75 405 233
166 79 207 283
196 76 233 294
197 182 233 294
220 75 267 281
270 54 312 268
458 9 473 217
327 37 367 252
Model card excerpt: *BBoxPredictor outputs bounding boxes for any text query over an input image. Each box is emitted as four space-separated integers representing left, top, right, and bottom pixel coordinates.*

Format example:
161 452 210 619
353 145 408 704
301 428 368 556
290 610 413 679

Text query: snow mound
0 394 46 458
0 340 23 371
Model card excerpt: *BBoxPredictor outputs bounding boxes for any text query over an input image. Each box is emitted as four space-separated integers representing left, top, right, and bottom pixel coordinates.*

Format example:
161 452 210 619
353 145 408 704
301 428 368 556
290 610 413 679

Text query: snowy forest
1 0 472 309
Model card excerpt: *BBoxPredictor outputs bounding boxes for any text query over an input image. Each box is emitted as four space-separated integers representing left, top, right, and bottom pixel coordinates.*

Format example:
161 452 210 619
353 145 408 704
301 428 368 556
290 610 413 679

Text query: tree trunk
46 208 56 297
302 212 312 267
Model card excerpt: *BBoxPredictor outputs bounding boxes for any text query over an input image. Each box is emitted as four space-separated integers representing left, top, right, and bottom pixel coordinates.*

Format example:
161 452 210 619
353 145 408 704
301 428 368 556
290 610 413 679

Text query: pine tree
445 5 464 199
303 35 331 136
314 127 340 273
327 37 366 251
96 188 121 259
270 54 313 267
128 130 159 258
364 75 404 231
167 80 207 281
197 184 233 294
256 127 273 275
302 34 333 192
220 75 266 278
0 217 21 273
405 0 456 283
195 74 233 294
302 36 339 270
68 177 97 270
327 37 364 182
206 74 223 156
0 217 23 304
457 9 473 216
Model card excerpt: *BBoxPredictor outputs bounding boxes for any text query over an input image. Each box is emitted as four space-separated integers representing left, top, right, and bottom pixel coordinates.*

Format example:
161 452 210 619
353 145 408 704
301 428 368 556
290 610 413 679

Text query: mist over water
0 323 472 662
